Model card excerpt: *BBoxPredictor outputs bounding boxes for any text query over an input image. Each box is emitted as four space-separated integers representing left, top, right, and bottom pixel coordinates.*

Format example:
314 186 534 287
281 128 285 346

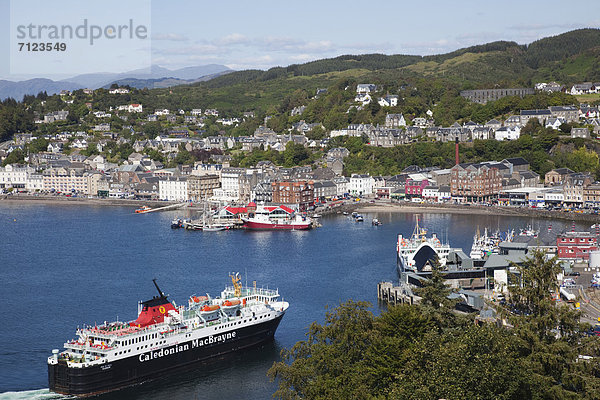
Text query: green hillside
155 28 600 112
1 29 599 144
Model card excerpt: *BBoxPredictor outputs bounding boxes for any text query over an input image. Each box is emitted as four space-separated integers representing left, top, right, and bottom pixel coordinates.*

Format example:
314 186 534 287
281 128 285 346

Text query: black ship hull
49 314 283 397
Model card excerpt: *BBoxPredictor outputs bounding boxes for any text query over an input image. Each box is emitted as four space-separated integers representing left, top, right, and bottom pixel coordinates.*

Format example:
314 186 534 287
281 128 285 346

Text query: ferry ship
48 275 289 397
397 217 459 274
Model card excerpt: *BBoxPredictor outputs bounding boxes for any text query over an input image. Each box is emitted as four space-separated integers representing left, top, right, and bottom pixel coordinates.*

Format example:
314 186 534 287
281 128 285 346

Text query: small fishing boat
171 218 183 229
372 218 382 226
183 220 203 230
135 206 152 214
202 224 229 232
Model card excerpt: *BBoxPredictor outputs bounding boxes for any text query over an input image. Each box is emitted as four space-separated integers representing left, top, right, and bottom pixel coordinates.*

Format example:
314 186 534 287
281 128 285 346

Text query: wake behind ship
48 275 289 397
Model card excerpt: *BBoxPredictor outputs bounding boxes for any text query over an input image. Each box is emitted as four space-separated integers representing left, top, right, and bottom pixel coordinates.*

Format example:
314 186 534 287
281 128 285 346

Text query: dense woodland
268 252 600 399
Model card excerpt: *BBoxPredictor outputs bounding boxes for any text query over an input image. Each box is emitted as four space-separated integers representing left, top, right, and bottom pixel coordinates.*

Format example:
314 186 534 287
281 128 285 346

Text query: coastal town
1 81 600 213
3 19 600 398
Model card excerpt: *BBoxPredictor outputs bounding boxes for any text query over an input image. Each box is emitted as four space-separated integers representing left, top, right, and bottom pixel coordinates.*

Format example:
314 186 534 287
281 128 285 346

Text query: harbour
0 202 596 399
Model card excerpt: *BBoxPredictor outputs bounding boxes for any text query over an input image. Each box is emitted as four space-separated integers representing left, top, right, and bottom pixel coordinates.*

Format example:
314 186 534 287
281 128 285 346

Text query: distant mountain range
0 64 232 100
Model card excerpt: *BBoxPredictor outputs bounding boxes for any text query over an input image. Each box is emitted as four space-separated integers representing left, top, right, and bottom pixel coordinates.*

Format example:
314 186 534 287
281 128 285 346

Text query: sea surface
0 203 589 399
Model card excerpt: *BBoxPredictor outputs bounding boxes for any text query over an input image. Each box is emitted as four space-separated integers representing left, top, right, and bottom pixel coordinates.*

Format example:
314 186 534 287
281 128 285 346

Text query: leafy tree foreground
268 251 600 399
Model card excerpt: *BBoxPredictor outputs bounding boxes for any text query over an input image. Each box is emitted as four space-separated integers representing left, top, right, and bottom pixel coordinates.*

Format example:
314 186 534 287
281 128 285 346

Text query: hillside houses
39 111 69 123
570 82 599 95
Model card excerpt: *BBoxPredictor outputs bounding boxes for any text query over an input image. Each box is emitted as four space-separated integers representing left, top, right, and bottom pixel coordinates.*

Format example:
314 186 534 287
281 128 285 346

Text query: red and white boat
242 206 312 230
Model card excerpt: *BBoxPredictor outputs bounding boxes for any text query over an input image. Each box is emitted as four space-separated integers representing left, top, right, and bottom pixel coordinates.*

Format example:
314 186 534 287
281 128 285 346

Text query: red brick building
271 181 314 211
450 163 501 202
557 232 597 260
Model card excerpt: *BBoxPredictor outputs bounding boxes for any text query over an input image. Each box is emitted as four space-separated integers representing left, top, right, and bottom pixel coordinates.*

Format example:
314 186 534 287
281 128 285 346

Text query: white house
412 117 427 128
348 174 374 196
72 139 88 149
109 88 129 94
159 177 188 201
355 93 372 106
47 142 64 153
422 186 439 202
570 83 595 95
545 117 564 130
86 154 107 171
216 118 241 126
332 176 349 196
128 104 143 113
422 185 451 203
495 126 521 141
356 84 376 94
378 95 398 107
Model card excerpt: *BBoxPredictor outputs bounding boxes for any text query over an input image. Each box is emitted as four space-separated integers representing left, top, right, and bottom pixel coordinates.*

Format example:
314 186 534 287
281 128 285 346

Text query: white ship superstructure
396 217 460 273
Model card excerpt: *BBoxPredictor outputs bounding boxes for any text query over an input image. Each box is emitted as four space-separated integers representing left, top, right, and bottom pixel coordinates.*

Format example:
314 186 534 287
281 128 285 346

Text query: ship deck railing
223 286 279 298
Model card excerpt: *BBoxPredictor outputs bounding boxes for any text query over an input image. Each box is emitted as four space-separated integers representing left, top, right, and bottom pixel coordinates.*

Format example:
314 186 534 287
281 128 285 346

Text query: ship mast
152 279 166 298
229 273 242 297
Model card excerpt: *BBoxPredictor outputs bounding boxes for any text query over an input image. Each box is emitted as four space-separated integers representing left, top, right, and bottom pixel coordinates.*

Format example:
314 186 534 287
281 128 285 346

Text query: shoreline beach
2 194 600 224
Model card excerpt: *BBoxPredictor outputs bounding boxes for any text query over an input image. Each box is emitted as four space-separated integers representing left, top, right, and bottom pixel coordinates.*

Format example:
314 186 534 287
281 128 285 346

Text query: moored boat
48 276 288 397
242 205 312 230
469 227 513 260
242 213 312 230
202 224 229 232
135 206 152 214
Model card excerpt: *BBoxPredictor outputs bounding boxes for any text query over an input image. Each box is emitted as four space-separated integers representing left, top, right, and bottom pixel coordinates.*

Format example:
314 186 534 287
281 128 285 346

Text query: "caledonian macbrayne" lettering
138 331 237 362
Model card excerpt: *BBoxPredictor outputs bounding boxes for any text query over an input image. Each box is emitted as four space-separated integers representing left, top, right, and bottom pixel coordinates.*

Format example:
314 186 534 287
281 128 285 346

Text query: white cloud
508 23 583 32
153 44 224 56
289 54 316 62
152 33 188 41
225 55 278 71
297 40 335 53
215 33 249 46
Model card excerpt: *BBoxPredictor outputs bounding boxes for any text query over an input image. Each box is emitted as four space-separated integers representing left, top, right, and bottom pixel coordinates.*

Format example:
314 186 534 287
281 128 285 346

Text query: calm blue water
0 203 588 399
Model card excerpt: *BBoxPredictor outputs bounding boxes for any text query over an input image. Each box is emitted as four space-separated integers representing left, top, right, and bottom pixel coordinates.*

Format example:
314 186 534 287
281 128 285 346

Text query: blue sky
150 0 599 70
1 0 599 80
